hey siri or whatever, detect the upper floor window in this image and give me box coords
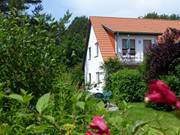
[95,42,99,57]
[143,40,152,54]
[88,47,91,60]
[122,39,135,55]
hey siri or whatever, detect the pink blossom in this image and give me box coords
[157,35,165,44]
[86,116,111,135]
[145,80,180,110]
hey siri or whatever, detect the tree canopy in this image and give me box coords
[142,12,180,20]
[0,0,42,15]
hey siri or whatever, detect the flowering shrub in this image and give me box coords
[145,80,180,110]
[144,28,180,111]
[145,27,180,81]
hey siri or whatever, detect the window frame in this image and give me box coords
[95,42,99,57]
[143,39,152,54]
[122,39,136,56]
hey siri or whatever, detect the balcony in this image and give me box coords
[117,52,143,65]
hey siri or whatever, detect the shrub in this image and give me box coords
[160,75,180,96]
[145,28,180,81]
[106,68,147,102]
[0,13,64,98]
[0,80,107,134]
[101,57,123,89]
[144,28,180,111]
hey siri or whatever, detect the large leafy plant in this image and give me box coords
[0,12,67,98]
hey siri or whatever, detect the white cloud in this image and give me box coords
[43,0,180,19]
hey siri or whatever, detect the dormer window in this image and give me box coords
[122,39,135,55]
[95,42,99,57]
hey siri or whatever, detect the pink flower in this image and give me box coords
[157,35,165,44]
[145,80,180,110]
[86,116,111,135]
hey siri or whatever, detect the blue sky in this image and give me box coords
[42,0,180,20]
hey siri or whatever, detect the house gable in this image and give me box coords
[84,25,105,93]
[89,16,180,60]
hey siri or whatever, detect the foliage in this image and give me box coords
[144,28,180,111]
[102,57,123,76]
[106,68,147,102]
[160,75,180,96]
[66,16,89,39]
[0,12,71,98]
[101,57,123,89]
[160,62,180,96]
[61,16,89,67]
[122,103,180,135]
[0,80,107,134]
[145,28,180,82]
[142,12,180,20]
[0,0,42,15]
[146,102,174,112]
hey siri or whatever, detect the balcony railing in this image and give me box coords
[117,52,143,65]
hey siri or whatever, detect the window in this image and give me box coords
[88,73,91,84]
[143,40,152,54]
[95,42,99,57]
[88,47,91,60]
[122,39,135,55]
[96,72,100,83]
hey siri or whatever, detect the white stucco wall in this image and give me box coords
[116,34,157,63]
[84,26,105,93]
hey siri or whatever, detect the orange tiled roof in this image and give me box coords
[89,16,180,60]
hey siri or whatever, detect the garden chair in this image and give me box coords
[93,90,112,108]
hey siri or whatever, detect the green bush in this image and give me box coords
[0,13,64,98]
[160,75,180,96]
[106,68,147,102]
[0,80,107,134]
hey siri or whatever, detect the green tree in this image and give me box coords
[61,16,89,67]
[0,0,42,15]
[67,16,89,39]
[142,12,180,20]
[0,12,70,98]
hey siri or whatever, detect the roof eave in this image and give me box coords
[114,31,162,36]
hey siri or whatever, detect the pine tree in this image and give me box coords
[0,0,42,15]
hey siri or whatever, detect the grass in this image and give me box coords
[110,103,180,135]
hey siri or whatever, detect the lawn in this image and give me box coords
[109,103,180,135]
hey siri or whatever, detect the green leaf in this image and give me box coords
[16,112,34,118]
[26,124,49,133]
[131,120,150,135]
[76,93,83,101]
[36,93,50,114]
[76,101,85,110]
[43,115,55,123]
[85,94,91,102]
[8,94,24,103]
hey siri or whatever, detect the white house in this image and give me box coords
[83,16,180,93]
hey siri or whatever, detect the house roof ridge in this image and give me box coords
[90,16,180,22]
